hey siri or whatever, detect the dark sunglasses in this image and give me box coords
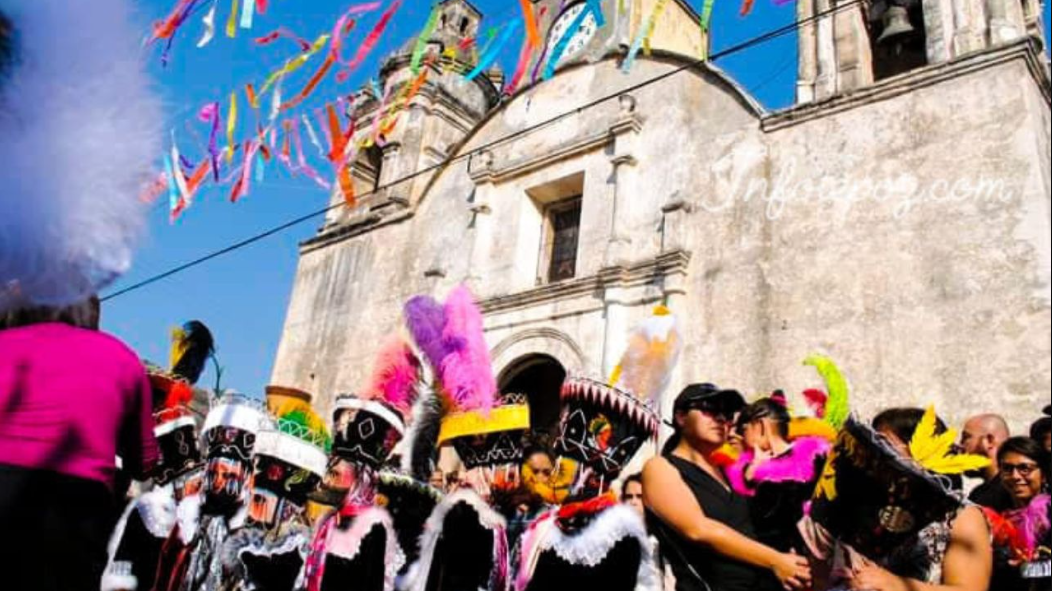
[685,402,736,423]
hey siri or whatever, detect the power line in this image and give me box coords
[103,0,864,303]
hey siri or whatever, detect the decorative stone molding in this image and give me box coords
[490,328,588,378]
[478,250,692,315]
[468,112,645,185]
[767,39,1050,131]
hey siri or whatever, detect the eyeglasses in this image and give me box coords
[1000,462,1041,478]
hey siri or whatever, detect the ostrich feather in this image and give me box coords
[609,306,682,403]
[803,355,850,429]
[436,285,497,413]
[404,295,451,371]
[169,321,215,385]
[0,0,162,313]
[363,335,422,416]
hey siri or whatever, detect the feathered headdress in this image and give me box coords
[437,285,498,414]
[908,406,991,475]
[363,335,423,419]
[0,0,161,314]
[151,320,216,423]
[802,355,851,431]
[170,321,216,386]
[256,396,330,478]
[609,305,682,403]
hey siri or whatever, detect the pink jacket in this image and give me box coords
[0,323,159,488]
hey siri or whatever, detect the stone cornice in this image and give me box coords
[478,250,691,315]
[468,112,644,185]
[763,39,1051,132]
[301,210,414,253]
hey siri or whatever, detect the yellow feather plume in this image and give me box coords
[909,406,991,475]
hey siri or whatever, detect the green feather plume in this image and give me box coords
[804,355,850,430]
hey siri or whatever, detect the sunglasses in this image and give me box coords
[623,493,644,501]
[1000,462,1041,478]
[686,403,737,423]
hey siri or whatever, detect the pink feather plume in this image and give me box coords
[436,285,497,414]
[363,335,422,416]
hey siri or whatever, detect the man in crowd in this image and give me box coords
[960,414,1013,511]
[1032,407,1052,454]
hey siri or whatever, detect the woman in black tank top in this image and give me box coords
[643,385,812,591]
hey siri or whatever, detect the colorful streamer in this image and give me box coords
[342,0,403,73]
[466,21,519,81]
[700,0,716,60]
[330,1,382,63]
[240,0,256,29]
[380,61,432,136]
[259,34,331,95]
[165,155,185,223]
[412,4,441,74]
[226,0,239,38]
[519,0,542,48]
[623,0,669,71]
[226,92,238,164]
[256,28,314,51]
[206,101,222,181]
[198,0,218,47]
[302,114,325,157]
[246,84,259,110]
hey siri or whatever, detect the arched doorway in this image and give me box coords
[498,355,566,438]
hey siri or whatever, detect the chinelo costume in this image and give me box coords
[300,336,426,591]
[102,322,215,591]
[221,395,330,591]
[516,306,682,591]
[153,393,272,591]
[402,286,531,591]
[802,405,992,589]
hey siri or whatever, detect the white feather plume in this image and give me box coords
[609,306,683,404]
[0,0,162,312]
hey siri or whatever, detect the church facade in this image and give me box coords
[271,0,1051,433]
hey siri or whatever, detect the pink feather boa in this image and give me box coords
[725,436,831,497]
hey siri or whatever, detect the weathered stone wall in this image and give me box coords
[273,47,1050,433]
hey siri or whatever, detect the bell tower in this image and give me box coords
[796,0,1048,103]
[320,0,502,229]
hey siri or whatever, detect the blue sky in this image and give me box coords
[103,0,1051,398]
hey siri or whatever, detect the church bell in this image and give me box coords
[877,5,917,45]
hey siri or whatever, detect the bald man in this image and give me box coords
[960,414,1012,511]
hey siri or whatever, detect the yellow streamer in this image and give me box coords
[225,0,239,38]
[226,92,237,164]
[259,34,331,95]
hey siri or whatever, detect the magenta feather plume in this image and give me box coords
[404,295,452,370]
[1011,494,1051,554]
[436,285,497,414]
[363,336,422,416]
